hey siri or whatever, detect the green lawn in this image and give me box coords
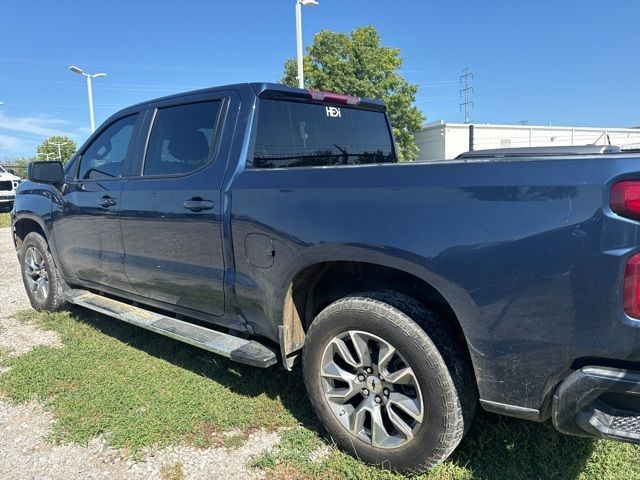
[1,309,638,479]
[0,212,10,228]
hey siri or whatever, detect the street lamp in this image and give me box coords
[69,65,107,133]
[50,141,70,161]
[295,0,318,89]
[36,150,55,161]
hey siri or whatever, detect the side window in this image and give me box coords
[143,101,221,176]
[78,114,139,180]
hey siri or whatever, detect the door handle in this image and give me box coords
[97,196,117,207]
[183,198,214,212]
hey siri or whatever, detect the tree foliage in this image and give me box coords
[282,25,425,161]
[8,157,34,178]
[36,135,77,163]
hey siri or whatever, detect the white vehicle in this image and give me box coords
[0,165,21,210]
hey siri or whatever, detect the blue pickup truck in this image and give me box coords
[11,83,640,473]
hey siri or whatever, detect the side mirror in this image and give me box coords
[7,169,15,175]
[28,161,64,184]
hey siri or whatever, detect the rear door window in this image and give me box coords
[143,101,221,176]
[250,99,396,168]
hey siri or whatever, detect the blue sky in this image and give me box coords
[1,0,639,158]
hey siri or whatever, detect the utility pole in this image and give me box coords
[459,68,474,124]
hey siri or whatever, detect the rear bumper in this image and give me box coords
[553,366,640,444]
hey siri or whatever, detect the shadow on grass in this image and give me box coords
[71,307,595,480]
[451,409,595,480]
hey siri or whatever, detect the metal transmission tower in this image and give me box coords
[459,68,474,124]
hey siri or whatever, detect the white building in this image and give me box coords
[416,120,640,161]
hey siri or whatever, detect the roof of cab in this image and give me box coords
[125,82,385,112]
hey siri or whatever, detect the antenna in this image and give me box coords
[459,68,474,124]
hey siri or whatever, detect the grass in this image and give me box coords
[0,309,310,451]
[0,212,10,228]
[253,418,640,480]
[1,308,639,479]
[160,461,185,480]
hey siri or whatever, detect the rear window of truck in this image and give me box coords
[250,99,396,169]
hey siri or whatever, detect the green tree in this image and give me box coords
[36,135,77,163]
[282,25,425,161]
[10,157,34,178]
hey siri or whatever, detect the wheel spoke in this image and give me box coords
[383,366,416,385]
[371,405,391,448]
[386,404,415,440]
[36,278,48,302]
[348,331,371,367]
[25,254,37,274]
[377,343,396,372]
[349,402,369,436]
[321,359,356,383]
[325,385,359,402]
[32,249,44,267]
[388,392,423,422]
[330,337,360,368]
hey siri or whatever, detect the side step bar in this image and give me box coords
[64,289,278,368]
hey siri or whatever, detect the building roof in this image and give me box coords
[420,120,640,133]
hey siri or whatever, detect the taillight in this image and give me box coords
[611,181,640,220]
[309,90,361,106]
[624,253,640,318]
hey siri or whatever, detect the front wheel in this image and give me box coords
[19,232,67,311]
[302,292,475,474]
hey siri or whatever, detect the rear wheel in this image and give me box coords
[19,232,67,311]
[302,291,475,473]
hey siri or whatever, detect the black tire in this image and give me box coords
[19,232,67,311]
[302,291,476,474]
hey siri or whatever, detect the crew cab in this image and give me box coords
[11,83,640,473]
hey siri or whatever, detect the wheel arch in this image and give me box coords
[276,252,481,379]
[13,215,48,251]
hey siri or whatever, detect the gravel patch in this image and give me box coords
[0,227,32,319]
[126,432,280,480]
[0,316,62,357]
[0,399,279,480]
[0,228,61,358]
[0,227,283,479]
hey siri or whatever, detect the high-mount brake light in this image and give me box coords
[611,181,640,221]
[309,90,361,106]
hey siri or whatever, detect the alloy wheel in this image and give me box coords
[320,330,424,449]
[23,246,49,303]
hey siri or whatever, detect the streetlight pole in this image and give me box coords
[86,75,96,133]
[50,142,69,161]
[69,65,107,133]
[295,0,318,89]
[37,151,54,161]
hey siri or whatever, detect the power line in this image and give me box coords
[459,68,474,124]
